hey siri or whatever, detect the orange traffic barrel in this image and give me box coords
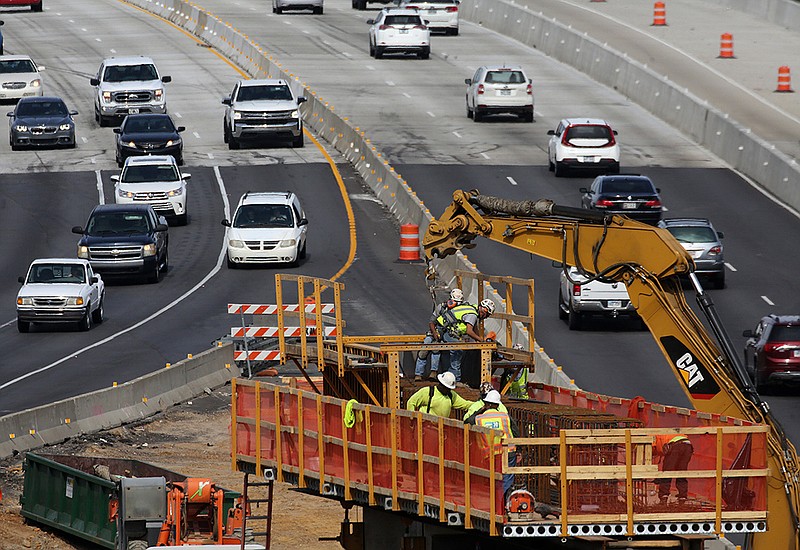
[718,33,735,58]
[775,66,794,93]
[652,2,667,26]
[304,295,317,334]
[399,223,421,261]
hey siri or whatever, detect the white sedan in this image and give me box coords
[16,258,105,332]
[368,9,431,59]
[0,55,44,101]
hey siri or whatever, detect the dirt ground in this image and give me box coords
[0,386,348,550]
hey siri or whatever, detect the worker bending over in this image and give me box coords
[654,433,693,504]
[406,372,475,418]
[465,390,518,497]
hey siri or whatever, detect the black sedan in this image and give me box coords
[579,174,663,225]
[7,96,77,150]
[114,113,185,167]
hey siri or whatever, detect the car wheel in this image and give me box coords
[369,41,375,57]
[473,109,483,122]
[11,142,21,152]
[466,101,473,119]
[0,46,3,55]
[292,131,304,148]
[78,308,92,332]
[554,160,567,178]
[98,113,110,128]
[228,135,240,150]
[161,248,169,273]
[223,122,230,144]
[275,5,282,13]
[754,369,769,394]
[272,3,277,12]
[92,296,104,324]
[523,111,534,123]
[557,290,568,321]
[147,261,161,284]
[567,302,582,330]
[32,1,43,12]
[419,48,430,60]
[374,46,384,59]
[548,154,555,172]
[176,212,188,226]
[226,255,236,269]
[355,0,366,9]
[17,319,30,333]
[714,271,726,290]
[314,6,323,14]
[116,154,124,168]
[450,27,459,36]
[299,240,307,260]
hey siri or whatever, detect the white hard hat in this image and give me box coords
[450,288,464,302]
[484,390,502,404]
[437,371,457,389]
[480,299,496,315]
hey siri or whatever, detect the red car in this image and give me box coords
[743,315,800,392]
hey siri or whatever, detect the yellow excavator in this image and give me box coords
[422,189,799,550]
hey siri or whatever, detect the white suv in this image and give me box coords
[112,155,190,225]
[399,0,459,35]
[465,65,534,122]
[222,191,308,267]
[367,9,431,59]
[547,118,620,177]
[91,56,172,127]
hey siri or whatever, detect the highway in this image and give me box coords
[0,0,797,449]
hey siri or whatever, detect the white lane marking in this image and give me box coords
[480,152,491,159]
[303,30,310,34]
[81,136,88,143]
[366,65,376,71]
[724,262,737,272]
[350,193,384,205]
[95,38,102,42]
[0,319,15,328]
[90,157,97,164]
[402,92,411,98]
[386,80,395,86]
[96,170,105,204]
[110,49,117,54]
[174,112,183,118]
[81,28,87,32]
[193,131,201,139]
[426,111,435,118]
[283,20,293,25]
[507,176,518,186]
[207,153,214,159]
[761,295,775,306]
[452,131,462,138]
[343,52,352,58]
[0,170,232,393]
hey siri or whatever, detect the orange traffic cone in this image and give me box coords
[652,2,667,26]
[775,66,794,93]
[718,33,735,58]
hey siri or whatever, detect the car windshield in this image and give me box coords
[600,179,654,194]
[87,213,150,235]
[667,226,717,243]
[16,101,68,117]
[566,125,612,142]
[233,205,294,228]
[770,325,800,341]
[236,85,293,102]
[123,116,174,133]
[0,59,37,73]
[384,15,422,25]
[29,264,85,284]
[121,164,180,183]
[104,64,158,82]
[485,71,525,84]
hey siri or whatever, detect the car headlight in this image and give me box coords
[228,239,245,249]
[154,89,163,100]
[279,238,297,248]
[167,187,183,197]
[232,111,242,120]
[77,245,89,259]
[14,125,28,132]
[102,91,112,103]
[142,243,157,257]
[31,79,42,88]
[118,188,134,198]
[290,109,299,119]
[125,140,138,149]
[17,297,32,306]
[66,297,85,306]
[166,138,182,147]
[59,123,72,131]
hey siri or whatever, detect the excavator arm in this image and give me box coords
[423,189,799,550]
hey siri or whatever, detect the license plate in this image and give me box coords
[580,156,596,162]
[129,108,140,114]
[622,202,637,209]
[692,250,703,258]
[399,29,409,34]
[500,90,511,96]
[608,300,622,308]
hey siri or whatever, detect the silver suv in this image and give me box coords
[465,65,534,122]
[222,79,306,149]
[658,218,726,289]
[91,56,172,127]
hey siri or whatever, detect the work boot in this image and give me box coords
[428,371,438,380]
[659,495,669,506]
[414,375,423,382]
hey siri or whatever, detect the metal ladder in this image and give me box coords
[240,472,274,550]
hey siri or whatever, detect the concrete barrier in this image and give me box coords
[0,343,234,459]
[705,0,800,29]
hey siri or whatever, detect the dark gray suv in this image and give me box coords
[658,218,725,289]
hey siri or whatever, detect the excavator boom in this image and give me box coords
[422,189,799,550]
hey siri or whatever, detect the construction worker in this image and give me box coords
[463,382,508,420]
[415,288,464,382]
[465,390,517,497]
[406,371,475,418]
[654,433,694,504]
[427,298,495,384]
[502,343,530,399]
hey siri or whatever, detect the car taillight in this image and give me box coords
[413,24,427,29]
[645,199,662,208]
[708,245,722,256]
[477,84,484,95]
[595,199,614,208]
[572,284,581,297]
[379,24,393,30]
[764,342,796,359]
[605,126,616,147]
[526,83,532,95]
[405,4,419,7]
[561,131,570,146]
[446,5,458,11]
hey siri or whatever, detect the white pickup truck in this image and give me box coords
[16,258,105,333]
[557,266,639,330]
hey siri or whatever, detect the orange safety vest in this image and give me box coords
[475,410,516,455]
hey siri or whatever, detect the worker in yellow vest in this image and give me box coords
[465,390,518,497]
[406,371,475,418]
[654,433,693,504]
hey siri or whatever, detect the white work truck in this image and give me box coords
[557,266,639,330]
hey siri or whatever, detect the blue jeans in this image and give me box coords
[414,334,442,376]
[441,332,463,382]
[504,450,517,497]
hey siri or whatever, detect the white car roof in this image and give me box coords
[381,8,423,15]
[238,191,296,206]
[238,78,289,87]
[102,56,157,66]
[122,155,178,167]
[479,64,526,72]
[30,258,90,266]
[0,54,37,63]
[562,118,610,126]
